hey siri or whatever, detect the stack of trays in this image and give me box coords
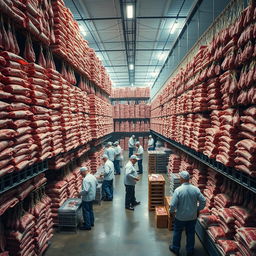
[58,198,82,232]
[169,173,180,195]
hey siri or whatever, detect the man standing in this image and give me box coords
[135,141,144,174]
[169,171,206,256]
[128,135,136,157]
[148,135,155,151]
[105,142,115,162]
[113,141,121,175]
[101,154,114,201]
[79,167,98,230]
[124,155,140,211]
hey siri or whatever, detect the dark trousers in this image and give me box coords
[137,159,143,173]
[114,159,121,174]
[102,179,113,200]
[81,201,94,228]
[172,218,197,254]
[125,185,136,208]
[128,147,134,157]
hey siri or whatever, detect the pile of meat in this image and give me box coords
[150,3,256,178]
[114,120,150,132]
[0,0,55,46]
[111,87,150,98]
[89,94,113,139]
[113,103,151,119]
[51,0,111,95]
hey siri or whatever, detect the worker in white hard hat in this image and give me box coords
[113,141,122,175]
[135,141,144,174]
[79,167,98,230]
[104,142,115,163]
[169,171,206,256]
[128,135,136,157]
[148,135,155,151]
[124,155,140,211]
[100,154,114,201]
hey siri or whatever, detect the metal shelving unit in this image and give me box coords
[151,130,256,194]
[0,160,48,195]
[113,131,150,136]
[113,118,150,121]
[110,97,150,101]
[196,221,222,256]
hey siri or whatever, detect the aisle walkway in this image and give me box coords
[46,152,208,256]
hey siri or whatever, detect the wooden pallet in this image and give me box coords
[148,174,165,211]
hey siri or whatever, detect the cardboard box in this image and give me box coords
[155,206,168,228]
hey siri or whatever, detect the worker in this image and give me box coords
[79,167,98,230]
[128,135,136,157]
[113,141,121,175]
[169,171,206,256]
[124,155,140,211]
[148,135,155,151]
[101,154,114,201]
[105,142,115,162]
[135,141,144,174]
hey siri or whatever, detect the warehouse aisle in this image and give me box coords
[46,152,208,256]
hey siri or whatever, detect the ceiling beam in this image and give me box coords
[104,64,163,67]
[95,49,170,52]
[75,15,187,21]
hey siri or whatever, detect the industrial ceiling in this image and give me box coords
[64,0,231,96]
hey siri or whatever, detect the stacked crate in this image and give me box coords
[155,206,168,228]
[148,174,165,211]
[148,150,169,173]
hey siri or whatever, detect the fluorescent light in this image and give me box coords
[126,5,134,19]
[158,53,166,60]
[129,64,134,70]
[79,24,87,36]
[150,71,158,77]
[170,22,178,34]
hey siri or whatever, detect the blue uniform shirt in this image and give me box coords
[170,182,206,221]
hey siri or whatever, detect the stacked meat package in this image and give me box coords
[111,87,150,98]
[151,3,256,179]
[89,94,113,139]
[113,104,151,118]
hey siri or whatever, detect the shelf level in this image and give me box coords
[196,221,222,256]
[151,130,256,194]
[110,97,150,101]
[113,118,150,121]
[0,161,48,195]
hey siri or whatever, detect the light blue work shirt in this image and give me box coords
[80,174,98,202]
[106,147,115,162]
[103,159,114,181]
[128,137,135,148]
[170,182,206,221]
[114,145,122,160]
[136,145,144,160]
[124,161,138,186]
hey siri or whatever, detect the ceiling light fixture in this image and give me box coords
[170,22,178,34]
[126,5,134,19]
[151,71,158,77]
[129,64,134,70]
[79,24,87,36]
[158,53,165,60]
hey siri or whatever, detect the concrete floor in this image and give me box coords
[46,151,208,256]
